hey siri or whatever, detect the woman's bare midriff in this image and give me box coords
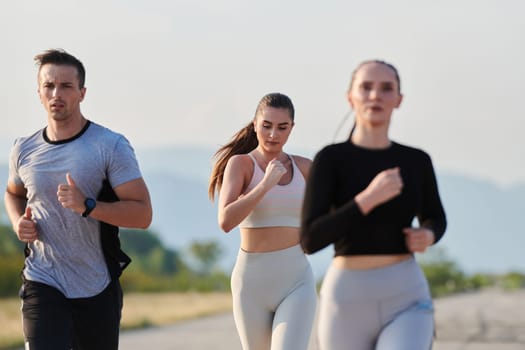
[333,254,413,270]
[240,227,300,252]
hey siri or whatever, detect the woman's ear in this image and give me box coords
[347,91,354,109]
[395,93,404,108]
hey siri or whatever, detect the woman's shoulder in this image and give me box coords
[313,142,352,160]
[392,141,433,162]
[290,154,312,166]
[223,153,256,186]
[227,153,255,169]
[290,154,312,179]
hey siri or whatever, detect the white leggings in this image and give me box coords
[318,257,434,350]
[231,244,317,350]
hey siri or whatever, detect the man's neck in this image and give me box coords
[46,115,87,141]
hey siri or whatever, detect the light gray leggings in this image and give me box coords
[231,244,317,350]
[318,257,434,350]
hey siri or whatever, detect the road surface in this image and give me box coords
[119,288,525,349]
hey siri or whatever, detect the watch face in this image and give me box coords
[83,198,97,217]
[85,198,96,209]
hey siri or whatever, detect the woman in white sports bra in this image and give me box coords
[209,93,317,350]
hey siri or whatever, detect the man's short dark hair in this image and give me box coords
[34,49,86,89]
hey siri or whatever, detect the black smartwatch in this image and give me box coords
[82,198,97,217]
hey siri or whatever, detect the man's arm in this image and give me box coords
[57,174,153,229]
[92,178,153,228]
[4,182,38,242]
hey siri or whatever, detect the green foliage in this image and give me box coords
[0,255,24,297]
[0,226,25,297]
[119,265,229,292]
[419,247,525,297]
[189,240,223,275]
[0,202,8,226]
[120,229,183,276]
[419,247,470,297]
[120,229,165,255]
[118,229,229,292]
[421,260,467,297]
[465,273,496,290]
[499,271,525,290]
[0,225,24,255]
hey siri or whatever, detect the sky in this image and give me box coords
[1,0,524,187]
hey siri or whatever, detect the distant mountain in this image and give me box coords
[1,147,524,278]
[436,175,525,274]
[141,169,241,271]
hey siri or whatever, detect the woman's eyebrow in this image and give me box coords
[262,120,291,126]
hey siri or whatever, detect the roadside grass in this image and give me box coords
[121,291,232,329]
[0,292,232,350]
[0,298,22,350]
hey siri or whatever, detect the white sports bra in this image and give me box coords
[239,153,305,228]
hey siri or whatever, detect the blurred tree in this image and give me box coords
[189,240,223,275]
[419,247,468,297]
[120,228,184,275]
[0,225,25,296]
[500,271,525,290]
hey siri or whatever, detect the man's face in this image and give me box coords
[37,64,86,122]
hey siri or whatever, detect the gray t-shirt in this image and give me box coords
[8,121,142,298]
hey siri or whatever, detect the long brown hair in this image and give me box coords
[208,92,295,200]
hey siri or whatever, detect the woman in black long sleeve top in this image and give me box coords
[300,60,446,350]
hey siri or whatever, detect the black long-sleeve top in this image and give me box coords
[300,141,447,256]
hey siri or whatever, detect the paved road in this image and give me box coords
[432,289,525,350]
[119,289,525,350]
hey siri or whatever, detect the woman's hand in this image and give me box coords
[355,167,403,214]
[261,159,287,189]
[403,227,435,253]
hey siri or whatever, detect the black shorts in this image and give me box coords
[19,278,123,350]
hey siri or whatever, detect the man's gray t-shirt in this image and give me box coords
[8,121,142,298]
